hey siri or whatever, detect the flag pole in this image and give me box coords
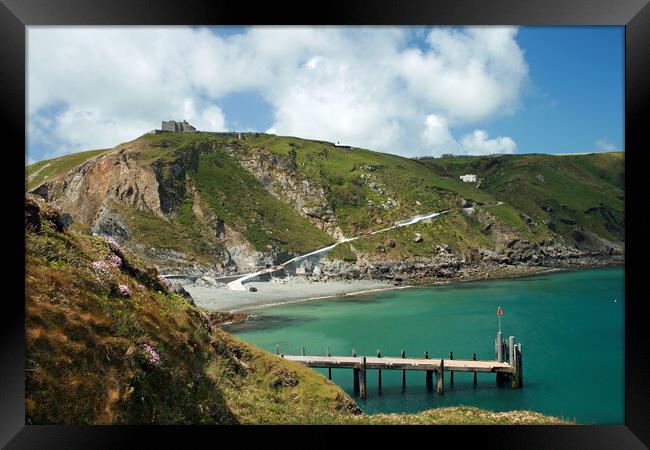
[498,305,501,333]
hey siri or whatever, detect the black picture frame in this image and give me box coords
[2,0,648,447]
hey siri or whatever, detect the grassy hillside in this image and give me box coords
[245,134,495,236]
[25,196,570,425]
[418,152,625,245]
[26,134,624,271]
[115,132,334,256]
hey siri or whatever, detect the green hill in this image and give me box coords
[417,152,624,247]
[25,196,569,425]
[26,133,623,276]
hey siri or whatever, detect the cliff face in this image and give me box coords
[34,148,163,227]
[28,132,624,278]
[232,146,345,241]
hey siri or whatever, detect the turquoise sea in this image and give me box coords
[228,267,625,423]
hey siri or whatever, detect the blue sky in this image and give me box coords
[27,26,624,163]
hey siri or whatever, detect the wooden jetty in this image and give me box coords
[277,332,523,400]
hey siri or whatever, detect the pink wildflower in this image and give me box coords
[106,253,122,269]
[118,284,132,297]
[159,276,172,290]
[201,311,214,332]
[92,260,112,280]
[141,343,161,366]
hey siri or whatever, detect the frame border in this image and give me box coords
[2,0,648,447]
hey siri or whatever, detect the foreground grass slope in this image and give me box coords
[25,197,569,425]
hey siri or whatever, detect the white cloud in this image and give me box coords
[595,138,616,152]
[422,115,516,156]
[28,26,526,160]
[460,129,517,155]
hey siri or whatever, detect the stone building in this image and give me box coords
[459,174,477,183]
[161,120,196,132]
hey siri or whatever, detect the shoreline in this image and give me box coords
[230,284,415,312]
[204,260,623,325]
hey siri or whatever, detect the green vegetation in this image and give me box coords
[418,152,624,244]
[25,133,624,268]
[26,148,109,190]
[248,134,494,237]
[110,200,222,267]
[193,148,334,253]
[25,197,570,425]
[325,242,358,263]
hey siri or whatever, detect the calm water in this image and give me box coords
[228,267,624,423]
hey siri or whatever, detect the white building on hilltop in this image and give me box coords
[459,174,477,183]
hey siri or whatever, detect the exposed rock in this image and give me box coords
[25,197,41,232]
[235,148,346,241]
[199,275,217,286]
[387,239,396,248]
[572,229,585,242]
[91,206,131,243]
[170,282,195,306]
[414,233,422,243]
[213,218,226,240]
[560,218,577,225]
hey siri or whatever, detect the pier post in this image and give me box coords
[360,357,367,400]
[377,350,382,392]
[327,347,332,380]
[301,346,305,356]
[352,349,359,394]
[436,359,445,395]
[512,344,523,389]
[449,352,454,385]
[425,351,433,390]
[508,336,515,365]
[401,349,406,389]
[496,331,504,362]
[473,353,477,385]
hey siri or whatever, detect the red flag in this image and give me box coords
[497,307,503,316]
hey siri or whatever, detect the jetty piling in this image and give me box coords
[377,350,382,392]
[449,352,454,385]
[360,357,367,400]
[425,351,433,390]
[437,359,445,394]
[327,347,332,380]
[401,349,406,389]
[352,348,359,394]
[473,353,477,385]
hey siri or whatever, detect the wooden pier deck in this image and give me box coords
[283,355,514,373]
[278,334,523,399]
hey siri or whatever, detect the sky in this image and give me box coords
[26,26,624,164]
